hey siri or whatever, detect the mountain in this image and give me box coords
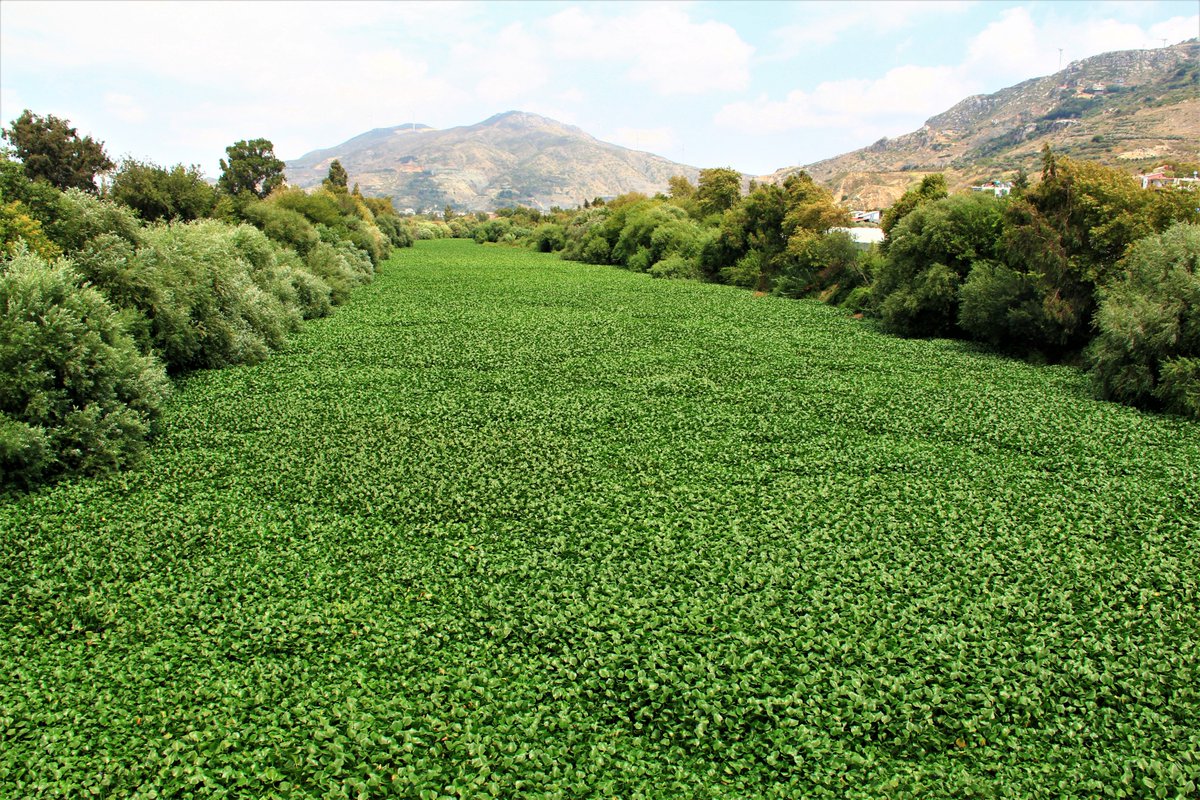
[285,111,699,212]
[766,40,1199,209]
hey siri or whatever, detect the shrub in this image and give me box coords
[131,221,302,372]
[879,262,961,337]
[957,260,1051,349]
[530,223,564,252]
[648,253,702,280]
[375,213,414,248]
[1086,223,1200,416]
[873,193,1004,336]
[47,189,142,253]
[0,250,170,487]
[0,199,61,260]
[109,159,216,222]
[304,242,368,305]
[240,200,320,255]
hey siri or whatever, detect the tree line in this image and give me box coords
[454,151,1200,419]
[1,110,421,489]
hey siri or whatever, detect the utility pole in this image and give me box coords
[1058,48,1063,70]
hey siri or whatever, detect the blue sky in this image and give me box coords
[1,1,1196,178]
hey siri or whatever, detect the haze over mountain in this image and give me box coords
[766,40,1199,209]
[285,112,700,212]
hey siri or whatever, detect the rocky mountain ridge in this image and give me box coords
[285,111,699,212]
[766,40,1199,209]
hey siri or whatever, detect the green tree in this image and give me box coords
[323,159,348,193]
[880,174,947,240]
[695,168,742,218]
[1,110,113,192]
[110,159,216,222]
[217,138,286,199]
[873,192,1005,337]
[997,151,1197,350]
[1086,223,1200,417]
[668,175,695,200]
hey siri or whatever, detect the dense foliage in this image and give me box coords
[1,110,113,192]
[2,240,1197,797]
[1087,222,1200,415]
[0,251,169,486]
[0,112,419,487]
[464,149,1197,417]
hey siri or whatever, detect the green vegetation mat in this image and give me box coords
[3,239,1198,798]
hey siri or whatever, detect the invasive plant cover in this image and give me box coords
[1,239,1197,797]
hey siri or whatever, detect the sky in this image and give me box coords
[1,0,1196,179]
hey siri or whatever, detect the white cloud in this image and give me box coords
[716,64,973,135]
[964,7,1200,87]
[718,5,1198,149]
[451,22,548,103]
[104,93,146,124]
[768,1,974,59]
[545,4,754,95]
[611,126,679,153]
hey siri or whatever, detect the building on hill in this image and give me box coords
[851,210,882,224]
[831,226,885,250]
[970,180,1012,197]
[1136,171,1198,190]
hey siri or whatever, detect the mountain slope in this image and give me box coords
[285,111,699,212]
[767,40,1199,209]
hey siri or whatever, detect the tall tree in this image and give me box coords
[217,138,285,199]
[695,168,742,217]
[1,110,113,192]
[323,159,348,193]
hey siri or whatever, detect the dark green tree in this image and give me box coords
[110,159,216,222]
[323,159,348,193]
[217,138,285,199]
[880,173,947,240]
[1,110,113,192]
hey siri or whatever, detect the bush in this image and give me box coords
[0,199,61,260]
[304,242,368,305]
[957,260,1051,349]
[1086,223,1200,416]
[48,189,142,253]
[241,200,320,255]
[530,223,564,252]
[880,262,961,337]
[375,213,413,248]
[109,159,216,222]
[873,193,1004,336]
[131,221,303,372]
[0,250,170,487]
[648,253,702,280]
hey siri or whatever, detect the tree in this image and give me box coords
[1086,222,1200,417]
[217,138,285,199]
[323,159,348,193]
[1,110,113,192]
[873,192,1005,337]
[695,168,742,217]
[110,159,216,222]
[880,174,947,240]
[667,175,695,200]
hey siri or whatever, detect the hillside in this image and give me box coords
[285,111,700,212]
[767,39,1199,208]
